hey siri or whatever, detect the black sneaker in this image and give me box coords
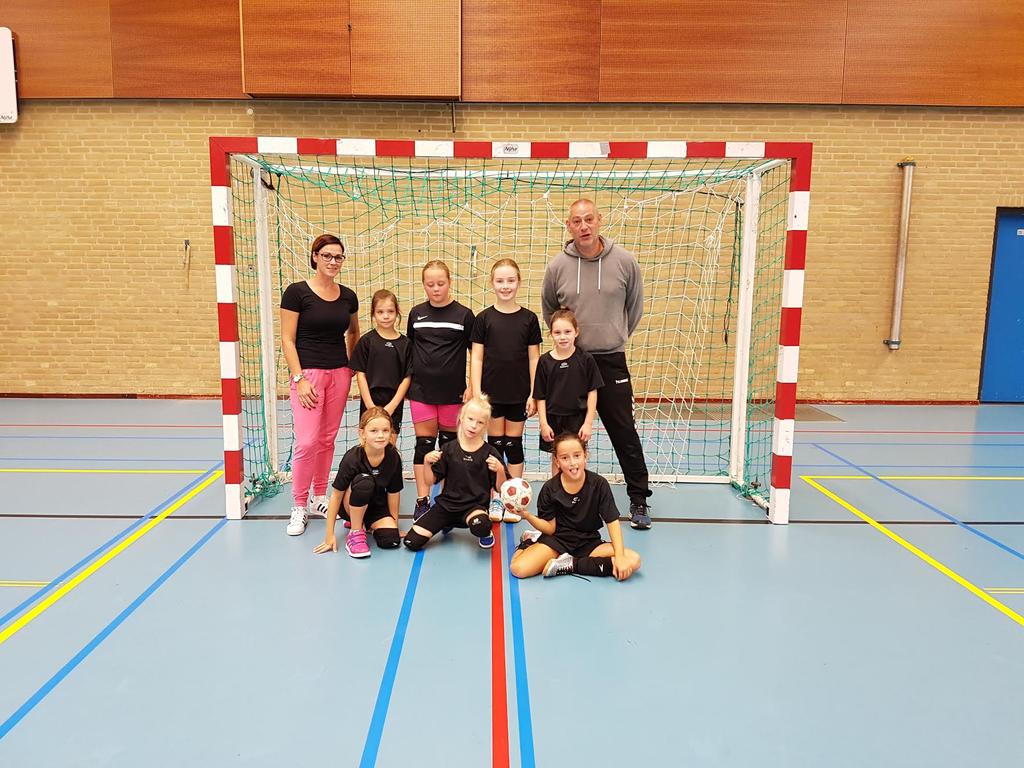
[629,500,652,530]
[413,496,430,521]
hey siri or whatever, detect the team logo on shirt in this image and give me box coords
[559,362,569,369]
[371,469,379,475]
[462,455,473,462]
[571,496,579,505]
[384,341,394,348]
[416,315,428,320]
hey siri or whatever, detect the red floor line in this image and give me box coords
[490,522,511,768]
[0,423,220,429]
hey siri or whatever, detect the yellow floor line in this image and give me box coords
[805,475,1024,481]
[987,589,1024,594]
[0,469,207,475]
[0,581,49,588]
[802,476,1024,629]
[0,471,223,646]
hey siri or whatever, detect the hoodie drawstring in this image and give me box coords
[575,248,603,294]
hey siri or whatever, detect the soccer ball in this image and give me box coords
[500,477,532,513]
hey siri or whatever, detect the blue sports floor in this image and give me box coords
[1,399,1023,767]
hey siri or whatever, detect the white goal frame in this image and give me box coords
[210,137,812,524]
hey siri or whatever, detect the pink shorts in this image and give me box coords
[408,399,462,426]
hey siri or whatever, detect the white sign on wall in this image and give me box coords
[1,28,17,124]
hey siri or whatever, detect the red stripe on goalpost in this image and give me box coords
[297,138,336,155]
[376,140,416,157]
[771,454,793,490]
[220,378,242,416]
[217,303,239,343]
[455,141,493,158]
[784,230,807,270]
[779,307,802,347]
[213,226,234,266]
[774,382,797,421]
[223,450,244,485]
[530,142,570,158]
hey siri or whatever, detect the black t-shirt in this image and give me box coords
[431,439,503,510]
[533,349,604,415]
[470,306,543,404]
[331,444,404,507]
[537,470,619,534]
[349,330,412,398]
[407,300,475,404]
[280,281,359,370]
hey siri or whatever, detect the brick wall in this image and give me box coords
[1,100,1022,400]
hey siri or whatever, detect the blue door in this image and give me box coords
[981,210,1024,402]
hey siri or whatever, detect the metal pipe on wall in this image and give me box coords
[885,159,916,350]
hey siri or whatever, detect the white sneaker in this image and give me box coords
[286,505,308,536]
[502,508,523,523]
[311,494,331,519]
[487,497,505,522]
[520,529,541,546]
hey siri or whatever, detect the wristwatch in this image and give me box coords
[292,372,305,383]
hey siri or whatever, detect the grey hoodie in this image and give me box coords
[541,237,643,355]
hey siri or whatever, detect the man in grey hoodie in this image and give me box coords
[541,199,653,529]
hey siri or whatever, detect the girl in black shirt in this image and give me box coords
[350,289,413,442]
[470,258,542,522]
[313,408,403,559]
[280,234,360,538]
[403,396,508,552]
[407,260,476,520]
[510,433,641,581]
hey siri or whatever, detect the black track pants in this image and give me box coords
[592,352,651,503]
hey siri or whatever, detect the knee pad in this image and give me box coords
[413,435,436,465]
[403,527,430,551]
[503,435,524,465]
[467,512,491,538]
[372,527,400,549]
[438,430,457,449]
[487,436,505,461]
[348,473,375,507]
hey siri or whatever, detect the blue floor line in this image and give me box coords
[359,549,425,768]
[0,463,224,631]
[0,518,227,741]
[504,523,536,768]
[811,444,1024,563]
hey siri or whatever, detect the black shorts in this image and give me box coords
[415,498,487,534]
[339,497,394,530]
[531,531,605,558]
[539,412,586,453]
[490,401,527,422]
[359,391,405,432]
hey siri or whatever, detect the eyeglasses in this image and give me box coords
[317,252,346,263]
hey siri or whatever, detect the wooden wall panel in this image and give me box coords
[240,0,350,96]
[350,0,459,98]
[4,0,113,98]
[462,0,600,102]
[599,0,846,103]
[844,1,1024,106]
[109,0,243,98]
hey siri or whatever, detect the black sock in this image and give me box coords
[574,556,613,577]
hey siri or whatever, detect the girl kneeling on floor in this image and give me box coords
[510,433,641,580]
[403,395,507,551]
[313,407,403,559]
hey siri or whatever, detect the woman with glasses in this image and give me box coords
[280,234,360,537]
